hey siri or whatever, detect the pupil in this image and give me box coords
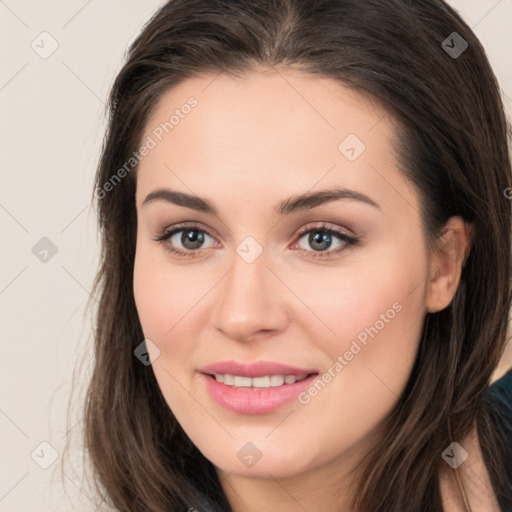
[310,231,331,251]
[182,230,204,250]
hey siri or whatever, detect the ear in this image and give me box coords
[425,216,473,313]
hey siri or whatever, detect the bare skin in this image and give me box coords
[132,68,496,511]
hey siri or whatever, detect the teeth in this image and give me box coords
[213,373,309,388]
[270,375,284,386]
[223,374,235,385]
[252,376,270,387]
[234,376,252,387]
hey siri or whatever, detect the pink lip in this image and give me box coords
[199,360,318,378]
[198,360,319,415]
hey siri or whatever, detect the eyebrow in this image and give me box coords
[141,187,380,215]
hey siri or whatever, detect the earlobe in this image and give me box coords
[425,217,473,313]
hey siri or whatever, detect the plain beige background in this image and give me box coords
[1,1,511,510]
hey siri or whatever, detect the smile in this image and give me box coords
[209,373,310,387]
[198,361,320,414]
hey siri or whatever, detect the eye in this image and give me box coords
[153,221,360,260]
[153,223,218,258]
[292,222,360,259]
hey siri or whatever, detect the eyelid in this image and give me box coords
[294,221,356,240]
[153,221,218,242]
[154,221,353,243]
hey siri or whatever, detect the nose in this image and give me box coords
[210,248,290,342]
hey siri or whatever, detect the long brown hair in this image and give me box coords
[72,0,512,510]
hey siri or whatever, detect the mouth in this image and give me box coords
[198,361,320,414]
[199,360,319,379]
[203,372,315,388]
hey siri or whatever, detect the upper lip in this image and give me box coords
[199,360,319,378]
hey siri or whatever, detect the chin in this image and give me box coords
[203,442,316,479]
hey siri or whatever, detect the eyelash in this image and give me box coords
[152,222,360,260]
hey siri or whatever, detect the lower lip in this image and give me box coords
[200,373,318,414]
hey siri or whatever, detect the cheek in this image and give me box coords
[133,249,209,419]
[319,272,423,368]
[133,246,209,342]
[290,241,425,355]
[133,258,169,340]
[290,242,426,415]
[285,283,424,471]
[132,246,220,413]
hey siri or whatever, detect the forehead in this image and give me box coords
[142,68,389,152]
[135,69,418,218]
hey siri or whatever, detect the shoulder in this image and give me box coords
[484,368,512,512]
[439,369,512,512]
[486,367,512,433]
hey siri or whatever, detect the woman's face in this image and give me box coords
[133,69,439,482]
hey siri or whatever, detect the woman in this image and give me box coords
[82,0,512,510]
